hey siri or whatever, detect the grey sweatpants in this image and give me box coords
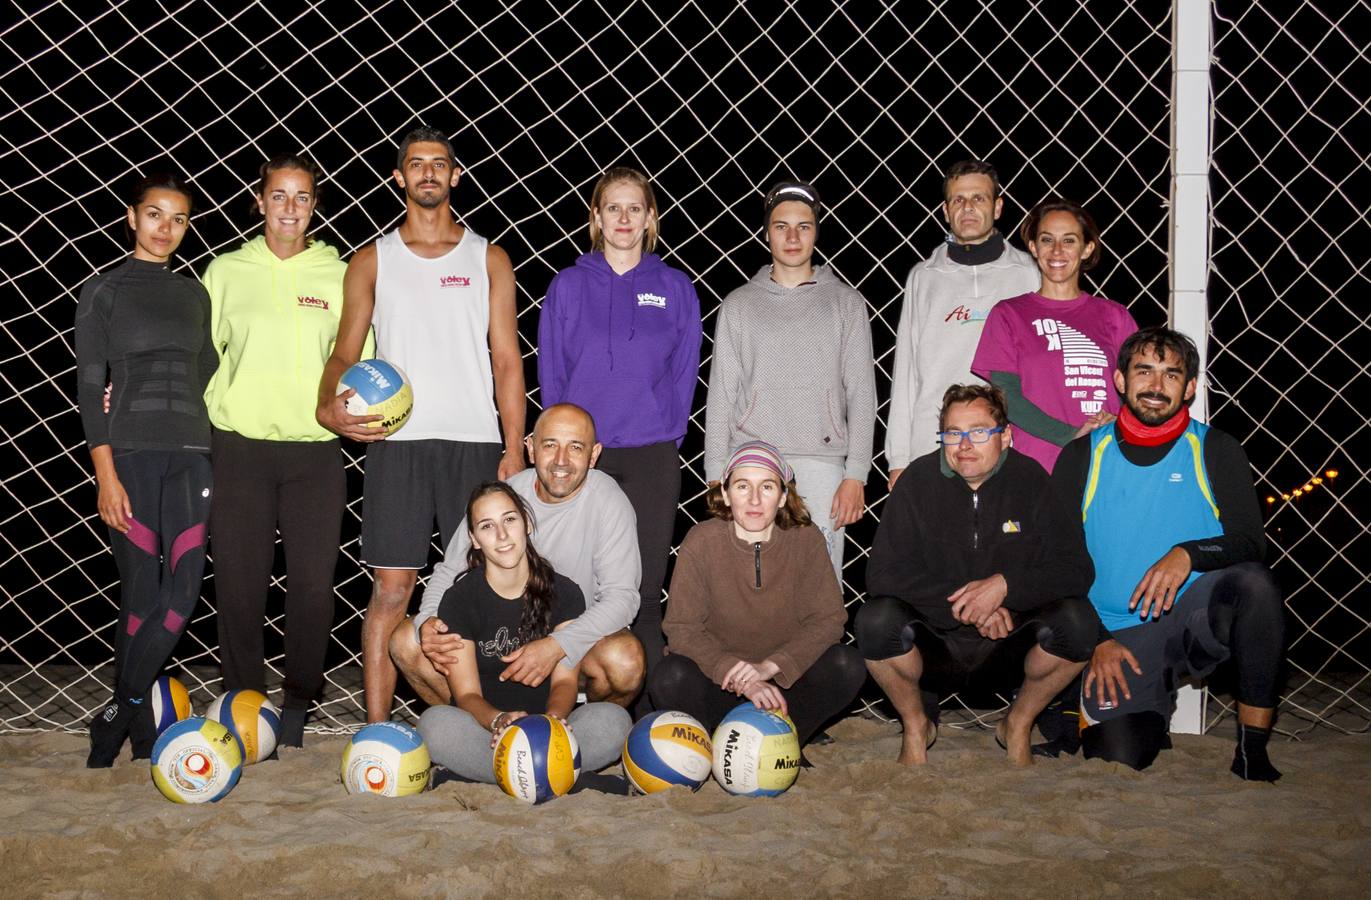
[418,702,632,783]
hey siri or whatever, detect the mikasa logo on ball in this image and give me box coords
[671,725,709,749]
[721,728,740,783]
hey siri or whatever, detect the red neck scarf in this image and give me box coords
[1117,403,1189,446]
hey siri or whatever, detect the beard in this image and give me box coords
[1127,391,1181,425]
[408,181,448,208]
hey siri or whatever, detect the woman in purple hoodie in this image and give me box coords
[537,166,703,702]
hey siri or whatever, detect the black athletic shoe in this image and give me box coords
[809,729,836,746]
[129,703,157,760]
[427,765,476,790]
[569,772,630,796]
[1034,679,1083,755]
[278,708,306,748]
[86,700,137,768]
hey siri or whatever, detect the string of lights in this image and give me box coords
[1266,469,1340,505]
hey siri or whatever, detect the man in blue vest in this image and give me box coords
[1053,326,1284,780]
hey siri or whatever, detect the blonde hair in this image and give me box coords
[588,166,659,254]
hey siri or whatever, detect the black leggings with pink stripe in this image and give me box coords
[108,448,212,704]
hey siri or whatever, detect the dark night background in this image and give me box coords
[1,2,1364,728]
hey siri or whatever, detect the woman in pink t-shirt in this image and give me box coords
[970,199,1139,473]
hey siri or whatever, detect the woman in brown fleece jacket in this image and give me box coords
[650,440,865,746]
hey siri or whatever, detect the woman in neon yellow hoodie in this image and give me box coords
[202,154,372,747]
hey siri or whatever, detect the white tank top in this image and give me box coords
[372,227,500,443]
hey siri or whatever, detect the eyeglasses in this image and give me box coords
[937,426,1005,446]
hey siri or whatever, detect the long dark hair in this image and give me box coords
[125,172,195,246]
[464,481,557,643]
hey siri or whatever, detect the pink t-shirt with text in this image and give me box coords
[971,292,1139,472]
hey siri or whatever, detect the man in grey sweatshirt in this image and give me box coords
[704,181,876,580]
[392,404,646,708]
[884,160,1040,489]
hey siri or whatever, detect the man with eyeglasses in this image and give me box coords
[857,384,1097,766]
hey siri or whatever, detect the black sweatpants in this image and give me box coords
[597,440,680,701]
[649,644,867,747]
[108,448,212,703]
[1079,562,1284,770]
[211,429,345,710]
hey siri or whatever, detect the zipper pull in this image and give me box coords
[972,492,980,550]
[754,542,762,588]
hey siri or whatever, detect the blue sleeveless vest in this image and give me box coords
[1082,421,1220,632]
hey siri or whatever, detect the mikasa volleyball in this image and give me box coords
[711,703,802,797]
[337,358,413,436]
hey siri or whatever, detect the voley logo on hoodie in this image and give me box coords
[297,296,330,310]
[439,275,472,289]
[636,292,666,308]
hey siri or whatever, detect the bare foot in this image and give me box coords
[897,717,937,766]
[996,718,1033,767]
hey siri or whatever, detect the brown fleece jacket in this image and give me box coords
[663,518,846,689]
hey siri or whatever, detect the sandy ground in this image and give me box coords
[2,717,1368,898]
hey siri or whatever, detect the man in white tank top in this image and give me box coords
[318,126,527,722]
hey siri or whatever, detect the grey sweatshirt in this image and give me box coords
[884,241,1039,471]
[704,265,876,482]
[415,468,641,667]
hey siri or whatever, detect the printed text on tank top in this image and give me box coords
[394,227,481,290]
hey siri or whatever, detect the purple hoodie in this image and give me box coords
[538,251,702,448]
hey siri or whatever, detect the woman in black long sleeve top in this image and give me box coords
[74,173,217,767]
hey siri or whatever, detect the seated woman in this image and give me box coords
[650,441,866,747]
[417,482,631,783]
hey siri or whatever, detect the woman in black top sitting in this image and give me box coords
[417,482,632,783]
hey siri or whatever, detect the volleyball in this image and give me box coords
[150,716,243,804]
[149,675,192,736]
[205,689,280,765]
[341,721,431,797]
[622,710,713,794]
[337,358,412,436]
[493,714,581,804]
[711,703,802,797]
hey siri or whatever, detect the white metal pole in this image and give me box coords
[1171,0,1213,420]
[1169,0,1214,735]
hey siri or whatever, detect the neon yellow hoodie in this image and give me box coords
[202,235,372,441]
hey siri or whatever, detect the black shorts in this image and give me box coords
[1080,573,1229,727]
[855,595,1097,695]
[360,439,502,569]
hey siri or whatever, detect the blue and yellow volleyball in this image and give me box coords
[149,674,193,737]
[341,721,430,797]
[622,710,713,794]
[150,716,243,803]
[206,689,280,765]
[337,358,412,436]
[711,702,802,797]
[493,714,581,804]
